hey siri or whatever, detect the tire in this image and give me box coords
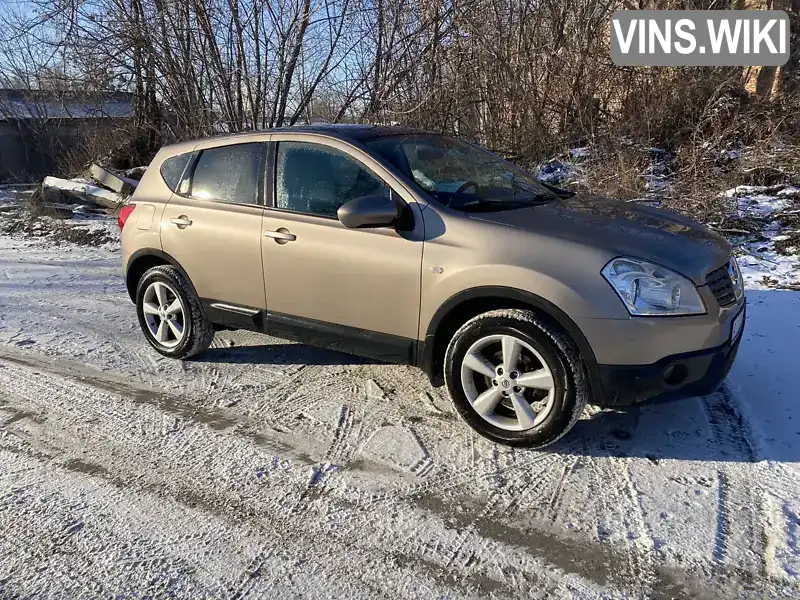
[444,309,588,447]
[135,265,215,359]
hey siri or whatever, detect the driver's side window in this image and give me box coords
[275,141,390,218]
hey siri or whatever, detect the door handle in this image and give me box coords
[264,228,296,244]
[169,216,193,229]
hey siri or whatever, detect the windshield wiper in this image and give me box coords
[456,196,554,212]
[538,181,575,198]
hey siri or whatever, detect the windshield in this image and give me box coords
[366,134,562,211]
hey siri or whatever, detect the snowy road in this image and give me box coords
[1,234,799,599]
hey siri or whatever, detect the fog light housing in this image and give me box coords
[663,363,688,386]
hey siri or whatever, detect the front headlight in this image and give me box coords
[729,256,744,300]
[601,257,706,316]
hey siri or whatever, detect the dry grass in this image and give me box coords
[583,148,649,201]
[573,88,800,226]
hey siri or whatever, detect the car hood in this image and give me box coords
[466,194,732,284]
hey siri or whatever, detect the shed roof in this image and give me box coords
[0,89,134,120]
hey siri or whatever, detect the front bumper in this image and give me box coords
[594,304,745,407]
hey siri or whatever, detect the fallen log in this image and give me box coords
[90,164,139,195]
[42,176,123,210]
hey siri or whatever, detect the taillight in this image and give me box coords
[118,204,136,230]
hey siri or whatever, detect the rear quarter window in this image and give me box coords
[160,153,192,192]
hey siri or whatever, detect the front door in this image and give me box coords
[160,141,267,325]
[260,139,424,362]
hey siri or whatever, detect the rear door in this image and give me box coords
[160,141,267,322]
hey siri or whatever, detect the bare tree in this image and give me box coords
[0,0,796,170]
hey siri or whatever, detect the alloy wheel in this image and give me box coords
[460,334,556,431]
[141,281,186,349]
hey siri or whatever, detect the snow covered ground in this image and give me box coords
[1,212,800,598]
[730,184,800,291]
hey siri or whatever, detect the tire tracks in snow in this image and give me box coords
[700,387,767,579]
[701,385,800,584]
[1,344,795,598]
[582,431,657,598]
[0,370,485,598]
[0,348,625,598]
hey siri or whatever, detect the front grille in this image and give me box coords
[706,262,736,307]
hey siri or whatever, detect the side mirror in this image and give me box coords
[337,194,400,229]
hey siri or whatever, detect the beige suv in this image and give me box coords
[120,125,746,447]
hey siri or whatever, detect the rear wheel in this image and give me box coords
[444,309,588,447]
[135,265,214,359]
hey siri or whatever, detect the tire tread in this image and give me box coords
[444,308,589,447]
[136,265,215,359]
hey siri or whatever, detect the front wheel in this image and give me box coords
[135,265,215,359]
[444,309,589,447]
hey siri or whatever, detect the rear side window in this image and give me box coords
[160,152,191,192]
[189,143,262,205]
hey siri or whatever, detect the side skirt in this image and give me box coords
[267,312,417,365]
[199,300,416,365]
[200,300,266,332]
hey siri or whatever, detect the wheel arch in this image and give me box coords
[419,286,602,400]
[125,249,199,304]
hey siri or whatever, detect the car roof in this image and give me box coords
[188,124,428,146]
[261,123,426,141]
[158,124,435,157]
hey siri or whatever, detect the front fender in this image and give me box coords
[418,263,628,342]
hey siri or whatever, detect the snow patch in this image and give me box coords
[737,194,793,218]
[535,159,584,185]
[725,183,800,290]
